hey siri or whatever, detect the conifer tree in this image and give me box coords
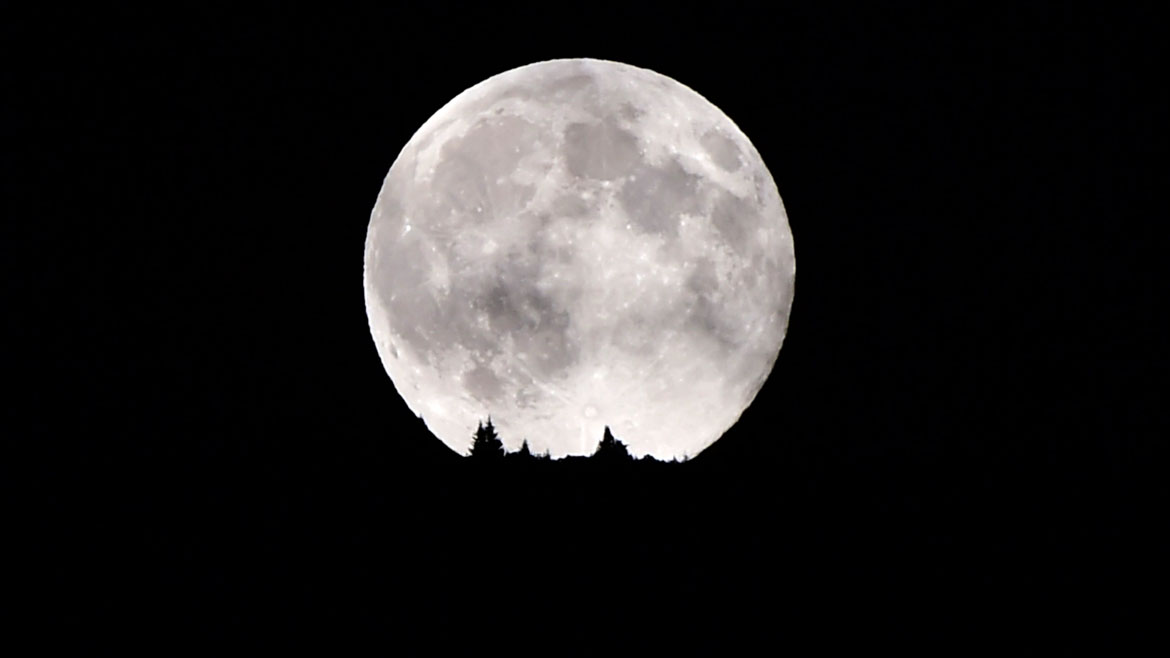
[594,429,630,461]
[513,439,532,458]
[470,419,505,460]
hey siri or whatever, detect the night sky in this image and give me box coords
[7,3,1160,652]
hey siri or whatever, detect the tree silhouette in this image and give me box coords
[470,422,633,462]
[593,428,631,462]
[470,419,505,460]
[512,439,532,458]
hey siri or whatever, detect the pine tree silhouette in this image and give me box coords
[470,419,505,460]
[593,428,631,461]
[471,423,634,462]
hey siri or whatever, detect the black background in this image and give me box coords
[6,2,1163,652]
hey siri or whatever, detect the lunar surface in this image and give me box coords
[363,58,795,460]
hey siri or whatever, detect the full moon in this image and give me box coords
[364,58,795,460]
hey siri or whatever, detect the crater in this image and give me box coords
[700,129,742,171]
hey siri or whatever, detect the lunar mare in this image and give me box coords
[364,58,795,460]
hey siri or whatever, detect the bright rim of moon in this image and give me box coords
[364,58,795,461]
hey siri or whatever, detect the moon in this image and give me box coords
[363,58,795,460]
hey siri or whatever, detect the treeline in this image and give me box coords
[469,419,632,462]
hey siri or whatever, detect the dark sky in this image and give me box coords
[6,3,1161,652]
